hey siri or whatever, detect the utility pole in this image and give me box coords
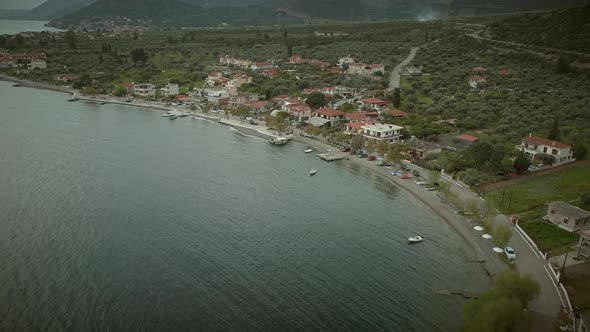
[558,250,569,285]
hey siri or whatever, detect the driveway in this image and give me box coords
[386,47,419,91]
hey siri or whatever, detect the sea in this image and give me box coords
[0,80,488,330]
[0,20,63,35]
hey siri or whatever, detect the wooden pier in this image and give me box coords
[317,151,349,162]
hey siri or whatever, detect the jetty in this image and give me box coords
[317,150,349,161]
[434,289,479,299]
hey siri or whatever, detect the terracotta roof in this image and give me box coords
[246,100,267,109]
[470,75,486,82]
[382,109,407,117]
[314,107,345,117]
[457,134,479,142]
[473,66,487,72]
[272,95,289,103]
[255,61,273,66]
[523,136,570,149]
[345,120,375,129]
[345,112,369,121]
[287,104,311,113]
[360,98,387,105]
[176,94,189,100]
[497,69,511,75]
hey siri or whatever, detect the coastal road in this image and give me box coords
[386,47,419,91]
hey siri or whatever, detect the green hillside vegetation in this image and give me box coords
[486,5,590,53]
[50,0,296,28]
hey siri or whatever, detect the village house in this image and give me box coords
[289,55,303,64]
[226,74,252,95]
[469,75,486,89]
[27,59,47,70]
[132,83,156,98]
[338,55,355,68]
[0,56,16,68]
[348,63,385,76]
[262,68,277,78]
[359,97,388,110]
[456,134,479,146]
[344,112,379,123]
[517,135,576,165]
[344,120,375,135]
[160,83,179,98]
[546,201,590,233]
[361,123,403,144]
[308,107,346,127]
[578,230,590,261]
[251,61,276,71]
[279,98,305,112]
[314,31,350,37]
[195,87,229,104]
[219,55,252,69]
[272,95,290,104]
[206,72,226,87]
[403,66,423,75]
[245,100,268,114]
[229,92,259,107]
[408,139,442,160]
[286,104,312,122]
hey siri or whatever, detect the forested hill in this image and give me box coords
[49,0,293,28]
[485,4,590,54]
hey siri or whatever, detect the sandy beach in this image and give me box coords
[1,74,504,280]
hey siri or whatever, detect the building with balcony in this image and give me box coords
[361,123,403,144]
[517,135,575,166]
[132,83,156,98]
[546,201,590,233]
[160,83,179,97]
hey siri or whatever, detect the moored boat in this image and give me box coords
[408,236,424,243]
[169,115,178,120]
[309,168,317,176]
[304,148,313,153]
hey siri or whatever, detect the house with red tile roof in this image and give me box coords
[380,108,407,118]
[308,107,345,127]
[456,134,479,146]
[245,100,268,113]
[262,68,277,78]
[344,120,376,134]
[359,97,388,110]
[272,95,290,104]
[345,112,379,122]
[472,66,486,72]
[517,134,575,165]
[469,75,486,89]
[286,104,312,121]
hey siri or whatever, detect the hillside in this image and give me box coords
[485,4,590,53]
[23,0,94,20]
[48,0,293,28]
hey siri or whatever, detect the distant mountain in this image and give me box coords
[48,0,296,28]
[20,0,94,20]
[486,4,590,53]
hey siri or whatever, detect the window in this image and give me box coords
[564,217,569,224]
[552,149,558,155]
[543,147,547,153]
[550,209,555,214]
[576,220,580,226]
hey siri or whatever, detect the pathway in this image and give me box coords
[386,47,419,91]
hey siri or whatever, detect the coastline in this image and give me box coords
[0,75,503,279]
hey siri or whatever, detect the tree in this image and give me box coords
[231,105,251,118]
[386,144,403,164]
[113,85,127,97]
[513,153,531,175]
[99,52,103,64]
[376,141,388,157]
[547,117,559,140]
[337,102,357,113]
[64,30,76,49]
[365,140,376,154]
[460,270,540,332]
[334,132,347,144]
[306,92,327,109]
[429,170,441,185]
[133,30,139,40]
[572,143,587,160]
[494,224,513,248]
[351,135,365,153]
[465,199,487,224]
[392,88,401,108]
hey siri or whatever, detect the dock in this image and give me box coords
[317,151,349,162]
[434,289,479,299]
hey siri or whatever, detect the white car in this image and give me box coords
[504,247,516,260]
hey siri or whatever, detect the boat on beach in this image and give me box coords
[309,168,318,176]
[304,148,313,153]
[270,137,289,145]
[67,94,79,102]
[408,236,424,243]
[169,115,178,120]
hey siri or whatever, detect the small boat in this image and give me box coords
[169,115,178,120]
[270,137,289,145]
[178,113,188,117]
[12,83,22,87]
[425,187,437,191]
[309,168,318,176]
[304,148,313,153]
[67,95,79,102]
[408,236,424,243]
[162,113,172,117]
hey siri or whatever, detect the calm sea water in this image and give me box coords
[0,20,63,35]
[0,81,487,331]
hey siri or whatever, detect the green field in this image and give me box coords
[563,263,590,311]
[485,164,590,214]
[518,219,579,254]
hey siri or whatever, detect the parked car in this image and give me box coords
[340,146,351,152]
[249,120,258,125]
[357,153,368,158]
[367,155,376,161]
[504,247,516,260]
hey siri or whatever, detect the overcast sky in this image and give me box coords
[1,0,45,10]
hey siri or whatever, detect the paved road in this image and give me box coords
[386,47,419,91]
[467,30,590,57]
[436,172,562,325]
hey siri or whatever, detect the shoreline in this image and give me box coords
[1,75,502,279]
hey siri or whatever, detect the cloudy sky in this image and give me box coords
[1,0,45,9]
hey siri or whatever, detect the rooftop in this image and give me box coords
[457,134,479,142]
[548,201,590,219]
[362,123,403,132]
[360,98,387,105]
[314,107,345,117]
[523,135,571,149]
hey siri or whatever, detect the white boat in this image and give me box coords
[309,168,318,176]
[270,137,289,145]
[304,149,313,153]
[162,113,172,117]
[408,236,424,243]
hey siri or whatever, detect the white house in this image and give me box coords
[547,201,590,233]
[27,59,47,70]
[517,135,575,165]
[202,88,229,104]
[160,83,179,97]
[469,75,486,89]
[338,55,355,68]
[361,123,403,144]
[251,61,276,71]
[132,83,156,98]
